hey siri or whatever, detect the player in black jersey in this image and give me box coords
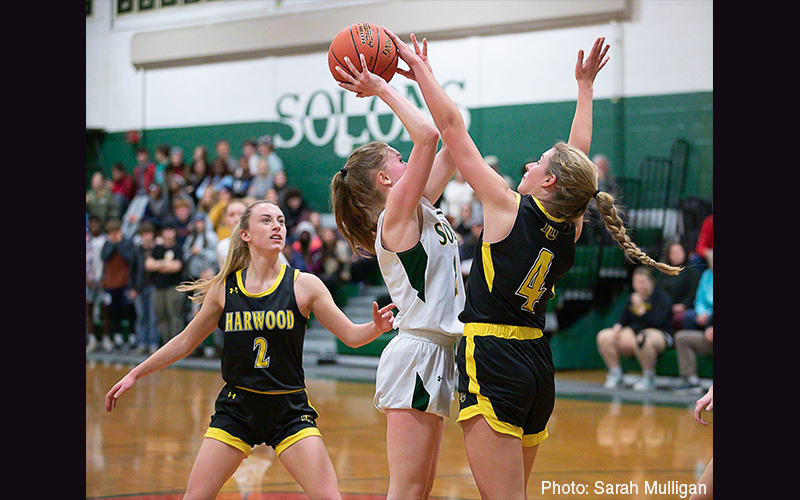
[388,30,681,499]
[106,200,396,500]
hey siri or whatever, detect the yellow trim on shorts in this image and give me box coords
[522,427,549,447]
[275,427,322,456]
[464,322,544,341]
[204,427,251,457]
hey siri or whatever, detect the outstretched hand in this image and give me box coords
[384,29,432,81]
[575,37,610,86]
[372,301,396,333]
[693,385,713,426]
[335,53,385,98]
[105,373,137,412]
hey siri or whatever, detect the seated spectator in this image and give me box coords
[141,183,171,231]
[291,220,322,272]
[209,186,233,240]
[131,146,156,197]
[215,198,248,268]
[672,250,713,393]
[681,250,713,332]
[201,157,234,196]
[655,240,701,331]
[672,326,712,395]
[186,149,210,203]
[257,134,284,174]
[596,266,674,391]
[167,197,195,248]
[183,212,219,280]
[231,157,253,198]
[153,144,171,186]
[247,158,274,200]
[311,226,352,296]
[689,212,713,271]
[281,188,311,236]
[272,169,290,206]
[110,162,135,216]
[86,171,118,226]
[100,218,136,351]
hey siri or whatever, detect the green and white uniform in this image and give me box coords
[373,197,465,419]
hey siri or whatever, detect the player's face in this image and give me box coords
[245,203,287,252]
[518,148,555,197]
[383,147,407,184]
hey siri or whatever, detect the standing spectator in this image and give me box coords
[128,221,160,355]
[246,158,274,200]
[215,198,248,267]
[257,134,284,174]
[146,223,187,346]
[214,139,238,174]
[596,266,674,391]
[86,171,118,226]
[110,162,136,215]
[100,219,136,351]
[86,216,107,353]
[592,153,618,195]
[655,240,701,330]
[183,212,220,281]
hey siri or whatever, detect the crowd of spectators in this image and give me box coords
[86,136,354,357]
[88,145,713,390]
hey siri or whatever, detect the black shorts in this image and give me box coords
[205,383,321,457]
[456,323,555,447]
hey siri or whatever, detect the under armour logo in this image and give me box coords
[230,287,239,294]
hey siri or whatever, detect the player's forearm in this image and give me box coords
[568,83,594,155]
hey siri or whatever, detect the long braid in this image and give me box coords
[595,191,682,276]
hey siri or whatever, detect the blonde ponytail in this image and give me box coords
[594,191,682,276]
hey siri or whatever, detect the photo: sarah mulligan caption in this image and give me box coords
[542,480,705,498]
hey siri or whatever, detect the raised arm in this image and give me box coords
[105,280,225,412]
[385,30,517,229]
[336,53,440,252]
[568,37,610,155]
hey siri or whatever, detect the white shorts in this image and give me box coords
[373,329,459,420]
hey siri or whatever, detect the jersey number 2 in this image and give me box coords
[253,337,270,368]
[515,248,554,312]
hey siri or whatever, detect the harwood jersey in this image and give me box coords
[459,194,576,330]
[217,265,308,393]
[375,197,465,336]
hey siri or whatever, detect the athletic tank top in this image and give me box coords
[459,194,576,330]
[217,265,308,393]
[375,197,465,337]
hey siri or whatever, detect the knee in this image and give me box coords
[596,328,615,347]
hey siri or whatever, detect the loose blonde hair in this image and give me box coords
[545,141,681,276]
[330,141,390,256]
[177,199,276,303]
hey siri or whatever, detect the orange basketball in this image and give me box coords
[328,23,398,84]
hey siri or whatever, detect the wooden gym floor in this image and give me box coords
[86,360,712,499]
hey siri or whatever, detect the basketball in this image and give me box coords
[328,23,398,84]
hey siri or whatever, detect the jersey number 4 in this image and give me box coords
[515,248,554,313]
